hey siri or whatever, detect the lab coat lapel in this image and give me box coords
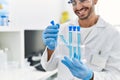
[84,17,106,44]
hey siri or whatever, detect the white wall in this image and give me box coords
[8,0,120,28]
[97,0,120,25]
[9,0,63,29]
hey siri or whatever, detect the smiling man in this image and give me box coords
[41,0,120,80]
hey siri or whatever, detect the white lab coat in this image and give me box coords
[41,17,120,80]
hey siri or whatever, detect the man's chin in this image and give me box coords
[79,16,88,20]
[78,13,90,20]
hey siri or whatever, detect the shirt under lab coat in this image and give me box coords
[41,17,120,80]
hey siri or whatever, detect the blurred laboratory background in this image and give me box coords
[0,0,120,27]
[8,0,120,28]
[0,0,120,80]
[24,30,46,71]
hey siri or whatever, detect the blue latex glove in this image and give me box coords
[42,20,60,50]
[61,53,93,80]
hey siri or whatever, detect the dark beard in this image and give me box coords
[79,6,93,20]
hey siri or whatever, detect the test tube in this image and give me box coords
[0,15,8,26]
[77,26,81,60]
[68,26,73,58]
[72,26,77,59]
[59,35,68,45]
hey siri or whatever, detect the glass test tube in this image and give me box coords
[69,26,73,58]
[72,26,77,58]
[0,15,8,26]
[77,26,81,60]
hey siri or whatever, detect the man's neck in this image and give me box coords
[78,14,98,28]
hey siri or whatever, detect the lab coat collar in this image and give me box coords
[78,16,108,44]
[68,16,108,44]
[93,16,107,28]
[74,16,107,28]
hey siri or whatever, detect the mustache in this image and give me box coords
[75,7,88,12]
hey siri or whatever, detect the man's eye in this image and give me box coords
[72,2,76,6]
[68,0,76,6]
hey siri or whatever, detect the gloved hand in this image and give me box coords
[42,20,60,50]
[61,53,93,80]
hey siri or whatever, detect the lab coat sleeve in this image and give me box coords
[41,47,59,71]
[40,48,48,70]
[93,31,120,80]
[40,23,67,71]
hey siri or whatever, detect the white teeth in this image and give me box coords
[79,8,86,14]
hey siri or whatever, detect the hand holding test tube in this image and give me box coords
[42,20,59,50]
[61,26,92,80]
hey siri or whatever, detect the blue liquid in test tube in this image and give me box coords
[77,26,81,60]
[73,26,77,58]
[69,26,73,58]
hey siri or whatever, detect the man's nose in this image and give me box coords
[75,2,83,10]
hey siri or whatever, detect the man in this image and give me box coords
[41,0,120,80]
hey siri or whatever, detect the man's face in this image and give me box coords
[72,0,96,20]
